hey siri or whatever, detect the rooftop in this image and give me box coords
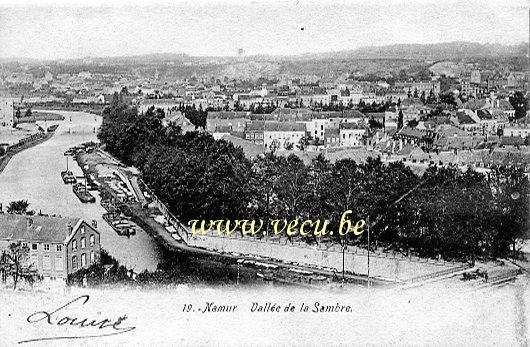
[340,123,365,130]
[246,121,306,132]
[0,214,80,244]
[397,126,426,138]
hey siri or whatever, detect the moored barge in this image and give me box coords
[61,170,77,184]
[73,183,96,203]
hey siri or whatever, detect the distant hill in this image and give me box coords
[294,42,527,60]
[0,41,526,65]
[100,42,527,63]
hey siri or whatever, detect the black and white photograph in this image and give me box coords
[0,0,528,345]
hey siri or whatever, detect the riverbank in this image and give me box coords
[15,111,64,123]
[0,132,54,175]
[30,103,104,115]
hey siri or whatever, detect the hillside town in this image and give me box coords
[1,56,529,174]
[0,0,529,344]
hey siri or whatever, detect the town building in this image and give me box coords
[324,126,340,147]
[207,117,249,133]
[0,214,101,281]
[244,121,306,149]
[339,123,366,147]
[394,126,432,149]
[0,97,14,127]
[303,118,329,141]
[503,123,530,138]
[395,81,441,95]
[139,99,181,114]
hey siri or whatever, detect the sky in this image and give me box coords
[0,0,528,59]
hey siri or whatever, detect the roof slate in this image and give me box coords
[0,214,80,244]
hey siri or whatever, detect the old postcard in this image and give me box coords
[0,0,528,345]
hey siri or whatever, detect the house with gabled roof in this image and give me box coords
[0,214,101,281]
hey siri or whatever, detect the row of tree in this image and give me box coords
[98,102,528,261]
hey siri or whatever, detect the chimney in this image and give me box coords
[91,220,98,229]
[67,221,73,234]
[26,218,33,228]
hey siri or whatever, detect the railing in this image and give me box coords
[410,263,470,283]
[137,177,190,244]
[487,268,521,283]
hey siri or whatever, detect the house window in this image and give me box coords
[31,243,38,250]
[80,225,85,234]
[43,255,51,270]
[55,255,63,271]
[72,256,77,270]
[56,244,62,252]
[90,251,95,264]
[72,240,77,251]
[81,253,87,267]
[44,244,50,252]
[89,235,95,247]
[81,237,86,249]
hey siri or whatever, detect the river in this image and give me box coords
[0,111,161,271]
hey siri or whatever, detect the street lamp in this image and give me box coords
[510,191,521,258]
[342,240,346,286]
[236,258,244,285]
[367,215,370,287]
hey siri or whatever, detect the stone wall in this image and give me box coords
[187,234,464,282]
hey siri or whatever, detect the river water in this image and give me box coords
[0,111,161,271]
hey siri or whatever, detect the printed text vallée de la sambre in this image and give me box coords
[183,302,354,314]
[188,210,365,238]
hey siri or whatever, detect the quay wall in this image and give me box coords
[187,234,465,282]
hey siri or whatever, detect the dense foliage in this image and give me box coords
[98,102,528,261]
[68,249,254,286]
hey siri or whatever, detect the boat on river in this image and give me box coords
[73,183,96,203]
[61,154,76,184]
[47,124,59,132]
[61,170,77,184]
[103,212,137,237]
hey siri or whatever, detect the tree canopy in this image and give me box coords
[98,102,529,261]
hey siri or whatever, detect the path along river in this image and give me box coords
[0,111,161,271]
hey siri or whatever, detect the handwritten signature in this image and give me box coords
[19,295,136,344]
